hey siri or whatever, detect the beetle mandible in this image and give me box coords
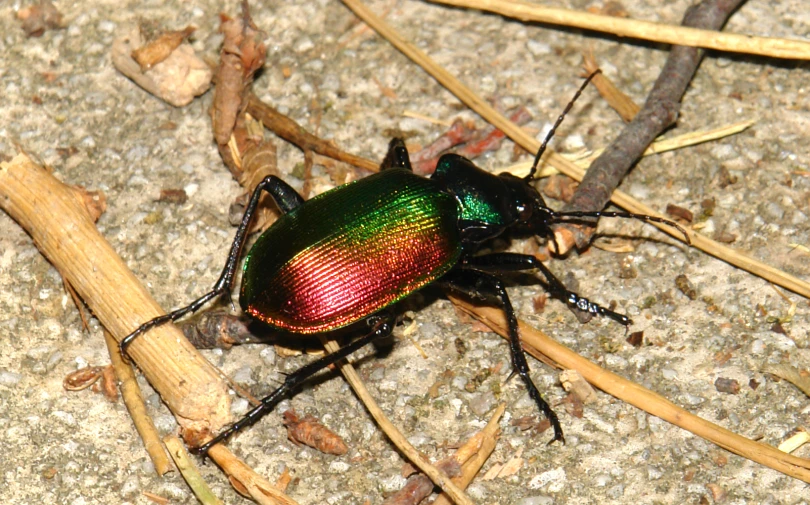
[121,73,688,455]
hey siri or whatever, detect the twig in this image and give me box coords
[208,445,301,505]
[0,152,230,434]
[103,329,172,476]
[582,52,639,122]
[339,0,810,300]
[163,436,223,505]
[246,93,378,172]
[319,336,477,505]
[559,0,746,251]
[448,295,810,483]
[494,120,756,177]
[428,0,810,60]
[384,404,502,505]
[431,404,503,505]
[0,152,297,505]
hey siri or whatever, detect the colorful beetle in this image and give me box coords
[121,76,686,455]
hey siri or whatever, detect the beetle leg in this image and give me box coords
[440,268,564,444]
[380,138,413,172]
[193,313,395,456]
[463,253,632,326]
[120,176,305,356]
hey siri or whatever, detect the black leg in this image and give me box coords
[120,176,306,355]
[439,268,564,444]
[464,253,632,326]
[194,313,395,455]
[380,138,413,172]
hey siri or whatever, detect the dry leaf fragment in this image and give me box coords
[282,410,348,455]
[559,369,598,404]
[778,429,810,454]
[212,4,267,148]
[63,366,105,391]
[666,203,694,223]
[101,365,118,402]
[157,188,188,204]
[112,26,212,107]
[562,392,584,418]
[763,364,810,397]
[131,26,196,71]
[275,467,293,492]
[17,1,64,37]
[626,330,644,347]
[714,377,740,394]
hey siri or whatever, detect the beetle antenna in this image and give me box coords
[551,209,692,245]
[525,70,601,182]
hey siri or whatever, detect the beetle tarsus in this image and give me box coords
[119,175,306,357]
[441,267,565,444]
[193,313,396,456]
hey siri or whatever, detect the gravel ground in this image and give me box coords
[1,1,809,504]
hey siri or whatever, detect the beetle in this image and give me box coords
[121,74,688,455]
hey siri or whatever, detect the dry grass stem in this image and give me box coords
[779,431,810,454]
[582,52,639,122]
[429,0,810,60]
[448,295,810,483]
[495,120,756,177]
[163,436,223,505]
[102,329,172,476]
[319,336,477,505]
[207,445,301,505]
[340,0,810,299]
[432,404,503,505]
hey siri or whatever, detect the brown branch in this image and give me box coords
[0,152,298,505]
[246,93,379,172]
[0,152,230,434]
[558,0,746,252]
[449,294,810,483]
[103,329,172,476]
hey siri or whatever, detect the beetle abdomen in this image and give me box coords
[240,169,460,333]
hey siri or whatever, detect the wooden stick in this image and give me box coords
[163,436,223,505]
[428,0,810,60]
[246,94,379,173]
[0,152,297,505]
[449,295,810,483]
[208,445,301,505]
[432,404,503,505]
[0,152,230,432]
[102,329,172,476]
[339,0,810,300]
[320,337,477,505]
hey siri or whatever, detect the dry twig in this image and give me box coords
[103,329,172,476]
[246,94,378,172]
[319,336,476,505]
[449,295,810,483]
[339,0,810,300]
[164,435,223,505]
[559,0,746,252]
[0,152,297,505]
[428,0,810,60]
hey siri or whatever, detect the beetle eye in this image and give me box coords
[517,203,532,221]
